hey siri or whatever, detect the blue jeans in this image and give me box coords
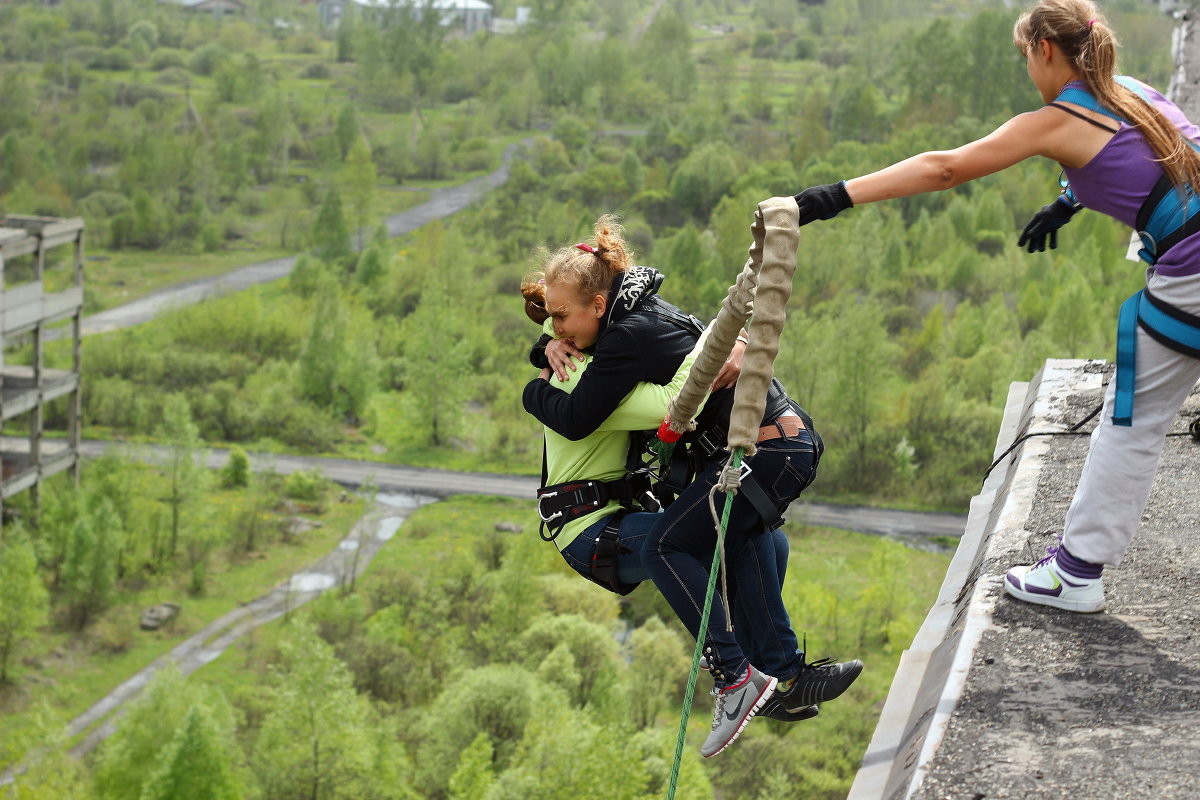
[560,512,793,669]
[644,430,819,686]
[561,511,660,588]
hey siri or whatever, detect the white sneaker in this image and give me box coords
[1005,551,1105,613]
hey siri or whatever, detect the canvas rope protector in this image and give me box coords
[662,197,799,799]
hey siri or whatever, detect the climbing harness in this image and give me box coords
[588,510,639,596]
[1113,287,1200,425]
[662,197,799,800]
[1052,77,1200,425]
[536,472,657,542]
[1053,75,1200,266]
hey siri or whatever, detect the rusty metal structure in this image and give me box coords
[0,214,84,520]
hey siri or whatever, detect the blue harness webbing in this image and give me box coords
[1113,288,1200,426]
[1055,76,1200,265]
[1055,78,1200,425]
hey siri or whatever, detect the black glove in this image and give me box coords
[794,181,853,226]
[1018,196,1081,253]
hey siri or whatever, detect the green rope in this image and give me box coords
[664,448,743,800]
[652,438,676,468]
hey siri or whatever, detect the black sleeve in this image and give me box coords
[522,326,645,441]
[528,334,552,368]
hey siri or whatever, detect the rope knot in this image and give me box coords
[714,464,743,493]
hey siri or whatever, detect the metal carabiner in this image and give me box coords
[537,491,562,522]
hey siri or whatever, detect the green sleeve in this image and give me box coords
[597,324,712,432]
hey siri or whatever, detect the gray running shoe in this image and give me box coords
[775,658,862,712]
[700,664,777,758]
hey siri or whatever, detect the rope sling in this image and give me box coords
[661,197,799,799]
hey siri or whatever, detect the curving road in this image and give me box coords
[78,441,967,545]
[69,140,530,338]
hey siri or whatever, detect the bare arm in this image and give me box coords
[844,108,1098,204]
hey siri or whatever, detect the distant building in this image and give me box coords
[0,215,85,526]
[318,0,493,35]
[158,0,246,16]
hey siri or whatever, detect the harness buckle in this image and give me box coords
[696,429,725,459]
[738,460,753,482]
[1137,230,1157,263]
[537,491,562,522]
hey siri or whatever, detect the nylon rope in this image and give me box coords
[665,448,743,800]
[661,198,798,798]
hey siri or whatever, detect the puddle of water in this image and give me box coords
[375,492,424,509]
[376,517,404,541]
[290,573,336,592]
[338,540,360,551]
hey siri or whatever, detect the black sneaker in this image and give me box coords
[775,657,862,711]
[758,697,819,722]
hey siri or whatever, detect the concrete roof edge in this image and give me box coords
[846,359,1096,800]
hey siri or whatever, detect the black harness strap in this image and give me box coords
[589,511,639,596]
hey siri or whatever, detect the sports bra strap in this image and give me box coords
[1047,102,1119,133]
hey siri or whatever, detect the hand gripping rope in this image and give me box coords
[662,197,799,798]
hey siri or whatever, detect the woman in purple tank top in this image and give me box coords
[790,0,1200,614]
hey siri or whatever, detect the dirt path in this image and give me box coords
[0,492,431,784]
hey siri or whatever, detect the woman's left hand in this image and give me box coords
[712,338,746,390]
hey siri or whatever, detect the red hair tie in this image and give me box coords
[574,243,596,254]
[1088,18,1096,28]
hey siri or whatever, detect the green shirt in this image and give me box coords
[540,322,711,550]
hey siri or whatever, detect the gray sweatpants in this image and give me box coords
[1062,270,1200,565]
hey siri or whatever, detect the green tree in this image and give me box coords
[335,102,358,160]
[312,186,353,267]
[336,0,356,62]
[299,272,347,409]
[157,393,209,563]
[94,667,236,800]
[447,733,495,800]
[669,141,740,220]
[60,500,122,630]
[827,296,899,487]
[220,445,250,488]
[0,527,49,683]
[138,707,242,800]
[398,270,473,446]
[253,622,380,800]
[341,137,377,251]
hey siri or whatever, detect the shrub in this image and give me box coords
[149,48,186,71]
[300,62,330,79]
[189,43,229,77]
[220,446,251,488]
[284,468,327,501]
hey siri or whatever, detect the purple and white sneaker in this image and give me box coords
[1004,547,1105,613]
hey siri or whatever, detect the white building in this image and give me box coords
[319,0,493,35]
[158,0,245,16]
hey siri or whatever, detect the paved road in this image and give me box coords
[67,140,529,338]
[79,441,967,544]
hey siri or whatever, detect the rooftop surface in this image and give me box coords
[850,360,1200,799]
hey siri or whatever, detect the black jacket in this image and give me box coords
[523,267,702,441]
[523,266,801,444]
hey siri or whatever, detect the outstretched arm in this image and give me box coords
[844,111,1054,204]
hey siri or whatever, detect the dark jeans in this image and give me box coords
[560,511,792,669]
[561,511,660,588]
[643,429,819,686]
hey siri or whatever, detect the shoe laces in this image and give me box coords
[1033,537,1064,569]
[797,634,837,671]
[709,688,725,730]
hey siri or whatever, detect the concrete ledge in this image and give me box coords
[851,358,1200,800]
[849,376,1036,800]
